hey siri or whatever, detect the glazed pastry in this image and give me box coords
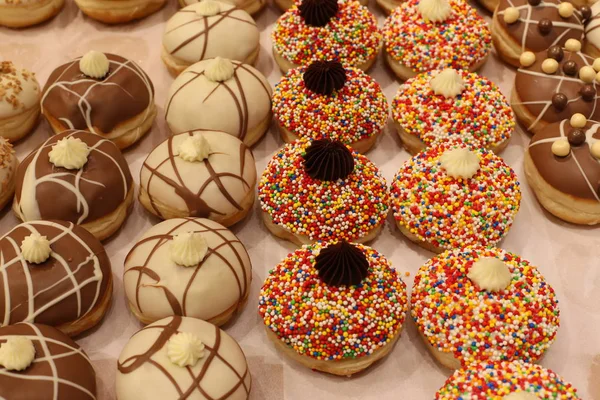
[272,60,388,153]
[585,2,600,57]
[41,51,156,150]
[165,57,272,147]
[492,0,587,67]
[0,0,64,27]
[116,316,251,400]
[124,218,252,325]
[271,0,382,73]
[382,0,491,80]
[0,139,17,210]
[437,360,579,398]
[0,221,112,336]
[258,138,389,246]
[13,130,134,241]
[392,68,514,154]
[259,241,408,376]
[412,246,559,369]
[525,117,600,225]
[0,62,41,142]
[512,44,600,134]
[391,144,521,252]
[179,0,265,15]
[74,0,165,24]
[0,323,97,399]
[162,1,260,76]
[139,130,256,225]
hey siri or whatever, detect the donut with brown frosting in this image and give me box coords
[525,117,600,224]
[0,61,40,142]
[0,221,112,336]
[491,0,587,67]
[0,322,97,399]
[0,138,17,210]
[41,51,156,150]
[13,130,134,241]
[512,44,600,135]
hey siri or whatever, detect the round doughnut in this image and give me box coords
[162,1,260,77]
[412,246,560,370]
[436,360,579,398]
[391,144,521,253]
[512,47,600,135]
[272,61,388,153]
[258,138,389,246]
[0,139,17,210]
[165,58,272,147]
[179,0,266,16]
[0,0,64,28]
[259,241,408,376]
[491,0,586,67]
[0,221,113,337]
[116,316,251,400]
[124,217,252,326]
[271,0,382,73]
[0,62,40,143]
[41,51,156,150]
[74,0,166,24]
[139,130,256,226]
[392,68,514,154]
[0,322,97,399]
[525,118,600,225]
[382,0,491,81]
[13,130,134,241]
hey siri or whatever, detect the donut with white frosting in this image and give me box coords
[0,62,40,142]
[0,138,17,210]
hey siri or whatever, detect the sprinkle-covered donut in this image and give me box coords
[412,246,560,369]
[391,144,521,252]
[436,360,579,399]
[259,241,408,376]
[392,68,514,154]
[382,0,491,80]
[258,139,389,245]
[271,0,382,72]
[512,45,600,134]
[272,61,388,153]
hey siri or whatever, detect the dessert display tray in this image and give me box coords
[1,1,599,399]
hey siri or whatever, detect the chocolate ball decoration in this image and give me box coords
[580,84,596,102]
[538,19,553,34]
[547,46,564,62]
[551,93,568,111]
[568,129,586,146]
[562,60,578,76]
[528,0,541,5]
[580,5,592,20]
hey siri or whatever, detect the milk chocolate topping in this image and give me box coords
[41,53,154,134]
[14,130,133,225]
[0,322,96,399]
[496,0,584,53]
[0,221,111,330]
[529,119,600,201]
[514,50,600,131]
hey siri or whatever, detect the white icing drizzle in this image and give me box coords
[514,52,599,130]
[497,0,584,52]
[0,323,96,400]
[0,221,104,327]
[530,119,600,202]
[18,131,128,225]
[40,57,154,139]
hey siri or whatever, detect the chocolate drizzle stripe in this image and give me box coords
[165,72,205,119]
[117,316,250,399]
[125,218,249,319]
[41,57,154,136]
[530,119,600,201]
[142,134,251,218]
[0,221,104,326]
[0,323,96,399]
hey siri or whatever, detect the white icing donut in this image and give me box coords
[163,2,259,67]
[165,59,272,147]
[116,316,251,400]
[0,139,17,210]
[124,218,252,325]
[139,129,256,224]
[0,62,41,142]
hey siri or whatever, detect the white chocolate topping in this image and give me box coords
[467,257,512,292]
[48,137,90,170]
[430,69,465,98]
[167,332,206,367]
[170,232,209,267]
[20,233,51,264]
[79,51,110,79]
[418,0,452,22]
[440,148,480,179]
[0,337,35,371]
